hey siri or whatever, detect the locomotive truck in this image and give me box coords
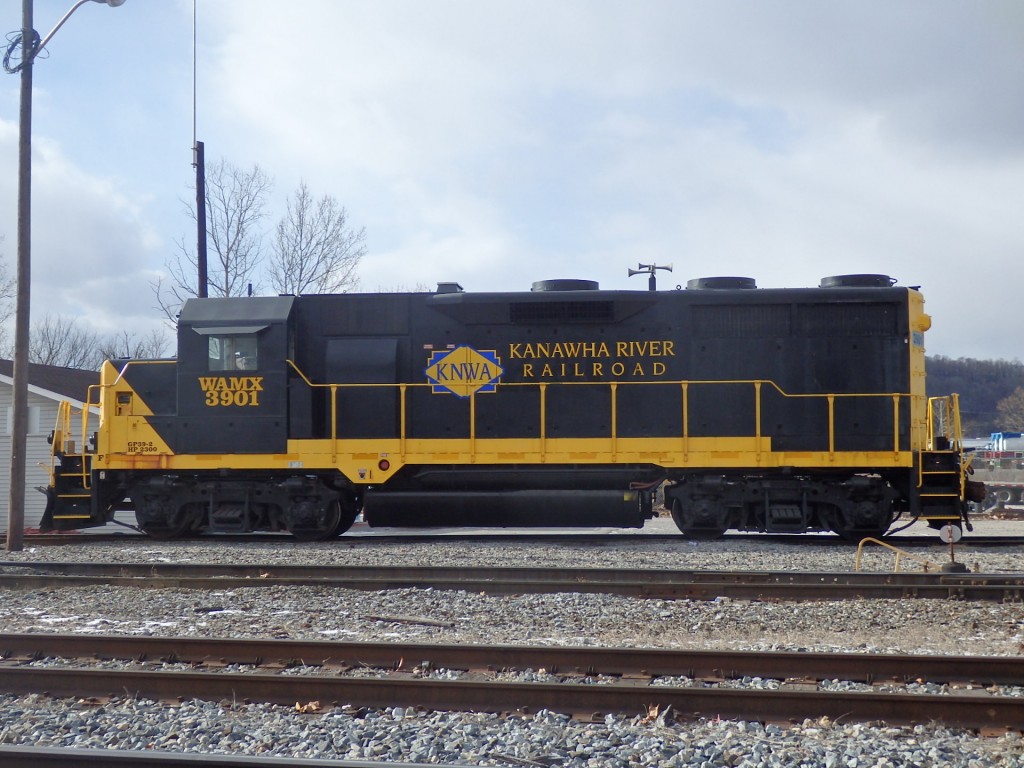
[42,273,981,540]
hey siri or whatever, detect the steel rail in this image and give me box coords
[0,562,1022,601]
[2,633,1023,686]
[0,745,436,767]
[0,665,1019,730]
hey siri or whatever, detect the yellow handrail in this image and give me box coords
[926,395,963,450]
[924,394,971,496]
[47,400,72,486]
[48,384,100,491]
[284,360,917,460]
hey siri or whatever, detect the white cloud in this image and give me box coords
[0,121,168,341]
[1,1,1022,361]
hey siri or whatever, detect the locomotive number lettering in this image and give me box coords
[204,389,261,407]
[198,376,263,407]
[126,441,157,453]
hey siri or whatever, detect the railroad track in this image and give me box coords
[1,561,1023,601]
[0,633,1021,730]
[14,531,1024,547]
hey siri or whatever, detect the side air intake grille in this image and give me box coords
[692,305,791,336]
[510,301,615,324]
[795,304,898,336]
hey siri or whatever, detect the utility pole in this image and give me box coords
[8,0,35,552]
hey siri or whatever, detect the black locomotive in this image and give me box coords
[43,274,980,539]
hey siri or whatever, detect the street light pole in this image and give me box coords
[5,0,126,552]
[8,0,35,553]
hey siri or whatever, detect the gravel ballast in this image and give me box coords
[0,518,1021,766]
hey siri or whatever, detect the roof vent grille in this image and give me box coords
[510,301,614,324]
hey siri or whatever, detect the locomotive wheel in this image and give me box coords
[330,499,360,537]
[289,500,343,542]
[670,499,726,540]
[131,494,196,540]
[135,509,193,540]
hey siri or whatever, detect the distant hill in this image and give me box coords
[926,356,1024,437]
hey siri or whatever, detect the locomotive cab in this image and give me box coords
[175,296,294,455]
[117,295,358,540]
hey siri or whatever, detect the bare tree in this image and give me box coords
[996,387,1024,431]
[374,282,432,292]
[0,239,17,352]
[29,315,104,369]
[0,239,15,310]
[267,181,366,295]
[98,329,173,361]
[155,159,272,320]
[23,317,169,370]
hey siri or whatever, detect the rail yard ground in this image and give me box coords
[0,519,1021,766]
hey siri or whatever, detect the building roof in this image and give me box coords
[0,359,100,403]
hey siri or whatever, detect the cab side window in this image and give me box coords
[208,334,259,371]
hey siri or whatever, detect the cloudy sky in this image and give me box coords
[1,0,1022,360]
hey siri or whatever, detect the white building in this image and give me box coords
[0,360,100,532]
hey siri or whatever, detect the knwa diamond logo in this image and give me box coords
[425,346,503,397]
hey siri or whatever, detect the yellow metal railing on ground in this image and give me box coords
[855,537,941,572]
